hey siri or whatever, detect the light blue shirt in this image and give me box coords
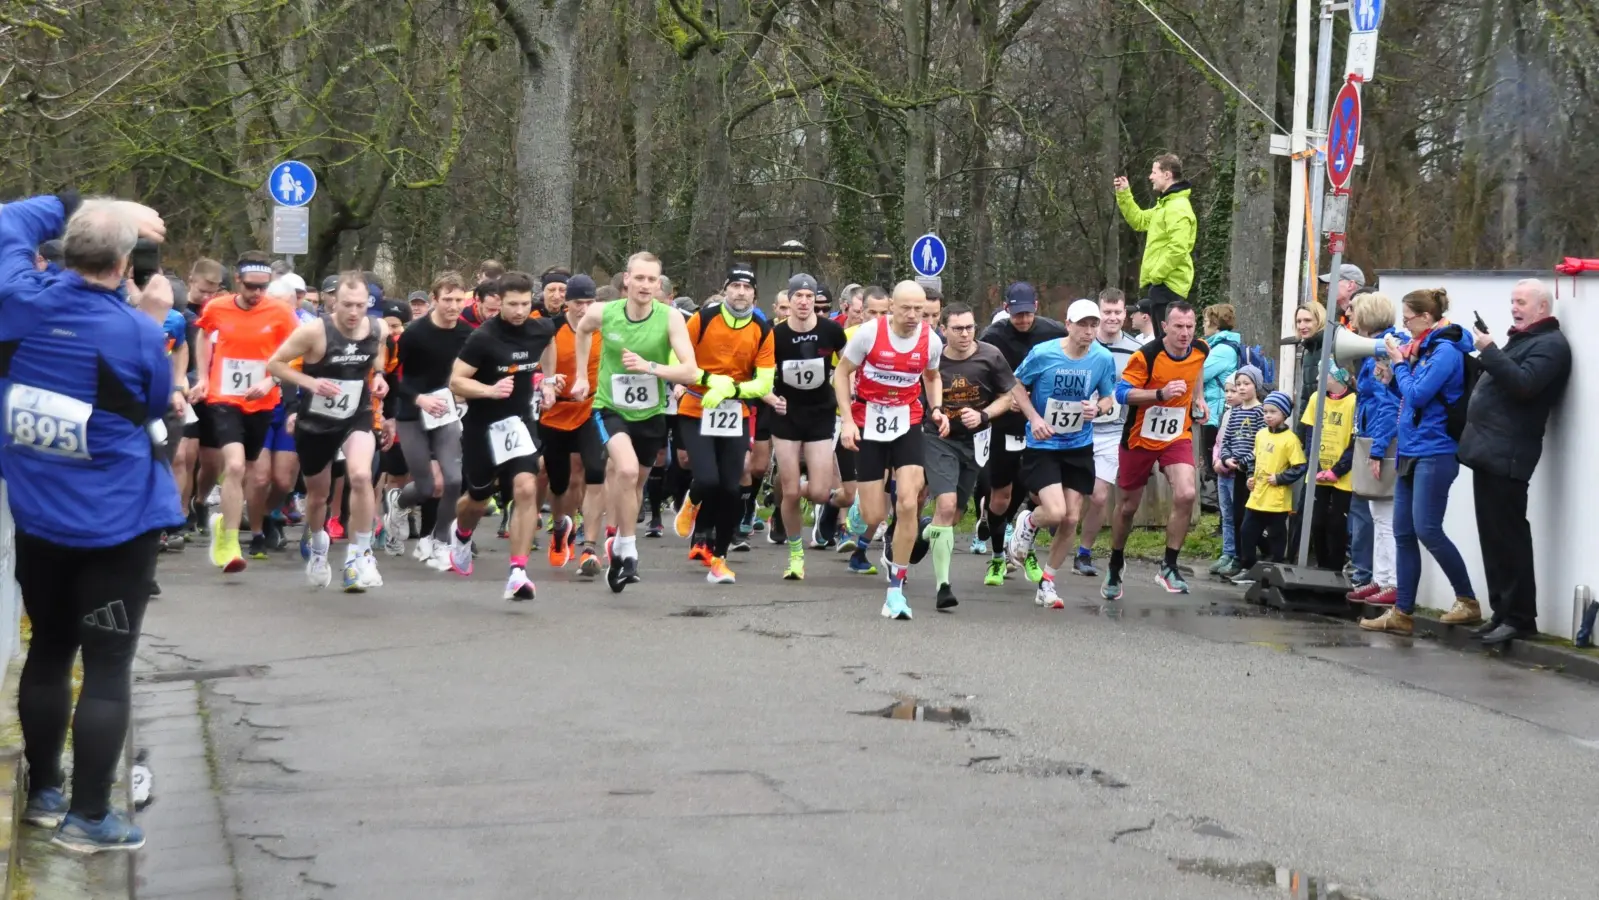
[1013,339,1117,451]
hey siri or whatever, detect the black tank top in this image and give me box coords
[297,317,379,433]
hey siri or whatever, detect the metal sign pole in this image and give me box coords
[1296,227,1346,568]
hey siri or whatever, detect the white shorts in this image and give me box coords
[1092,428,1120,483]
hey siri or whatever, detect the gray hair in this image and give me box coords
[62,199,137,277]
[657,274,673,298]
[265,279,297,303]
[1513,278,1553,310]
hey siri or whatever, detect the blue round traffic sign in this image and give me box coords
[1326,81,1362,191]
[911,233,947,278]
[266,161,317,208]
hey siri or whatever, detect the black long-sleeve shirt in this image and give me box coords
[394,314,472,421]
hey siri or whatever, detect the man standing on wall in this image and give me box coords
[1113,154,1196,341]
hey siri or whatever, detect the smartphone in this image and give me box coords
[1473,311,1488,333]
[130,238,161,289]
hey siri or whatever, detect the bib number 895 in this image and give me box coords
[11,410,84,456]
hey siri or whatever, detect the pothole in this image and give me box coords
[669,607,724,618]
[977,757,1129,787]
[853,699,972,724]
[1174,858,1384,899]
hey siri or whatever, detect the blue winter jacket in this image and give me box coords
[1201,329,1241,427]
[1355,326,1406,459]
[0,194,184,548]
[1389,323,1475,460]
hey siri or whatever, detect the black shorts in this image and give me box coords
[856,430,924,482]
[201,403,273,462]
[296,425,359,478]
[769,407,836,444]
[182,401,203,440]
[835,442,857,483]
[461,417,542,503]
[595,409,668,468]
[542,417,607,495]
[990,428,1026,492]
[753,402,775,442]
[1019,445,1098,498]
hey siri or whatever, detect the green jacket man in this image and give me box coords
[1114,154,1197,323]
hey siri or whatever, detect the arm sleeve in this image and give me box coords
[1331,430,1355,477]
[1115,352,1148,404]
[394,328,421,399]
[1477,338,1571,400]
[1114,189,1151,232]
[141,320,174,421]
[0,195,67,306]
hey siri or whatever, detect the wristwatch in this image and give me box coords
[648,361,658,374]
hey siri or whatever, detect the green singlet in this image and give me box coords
[594,299,674,421]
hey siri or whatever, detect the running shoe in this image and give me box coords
[1156,565,1190,594]
[846,501,866,540]
[969,536,990,555]
[413,535,436,563]
[1006,511,1038,570]
[51,810,145,854]
[688,543,713,566]
[645,522,663,539]
[159,531,185,553]
[848,547,877,575]
[382,526,405,557]
[428,544,453,572]
[504,567,536,601]
[782,545,805,580]
[208,512,227,567]
[909,516,932,564]
[812,503,839,549]
[264,518,288,552]
[383,488,408,544]
[24,787,68,828]
[766,515,788,544]
[983,558,1006,587]
[448,525,474,576]
[342,558,364,593]
[1230,571,1256,586]
[880,588,912,621]
[936,584,959,611]
[299,532,311,561]
[1022,551,1043,584]
[606,551,628,593]
[326,518,346,541]
[358,551,383,588]
[577,548,600,577]
[205,485,221,507]
[548,516,573,568]
[247,533,269,560]
[1101,568,1125,601]
[1035,577,1063,609]
[729,537,751,553]
[674,499,700,539]
[306,554,333,589]
[574,522,588,545]
[706,557,735,584]
[1073,552,1098,577]
[750,516,766,534]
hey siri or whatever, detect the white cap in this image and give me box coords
[1066,298,1101,323]
[279,273,307,294]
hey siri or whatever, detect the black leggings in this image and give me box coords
[17,529,160,819]
[679,426,748,557]
[1312,485,1352,571]
[1237,510,1289,569]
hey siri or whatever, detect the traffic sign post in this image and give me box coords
[1326,79,1362,191]
[910,233,947,278]
[266,161,317,208]
[266,160,316,269]
[271,206,310,256]
[1349,0,1383,34]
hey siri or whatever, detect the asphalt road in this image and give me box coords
[133,528,1599,900]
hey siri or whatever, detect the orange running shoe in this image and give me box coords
[674,499,699,538]
[688,543,712,565]
[548,516,573,568]
[706,557,735,584]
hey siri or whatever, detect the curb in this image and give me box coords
[3,652,24,899]
[1355,601,1599,683]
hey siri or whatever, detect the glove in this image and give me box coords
[699,373,737,410]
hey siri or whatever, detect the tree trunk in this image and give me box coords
[499,0,583,273]
[1098,6,1123,289]
[1226,0,1287,351]
[627,0,657,250]
[685,49,734,298]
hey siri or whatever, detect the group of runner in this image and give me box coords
[169,250,1214,619]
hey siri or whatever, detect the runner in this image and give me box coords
[835,280,945,620]
[389,271,472,571]
[266,272,390,592]
[189,252,301,574]
[537,274,608,577]
[976,282,1066,584]
[923,303,1013,609]
[460,279,501,329]
[446,271,558,600]
[662,267,775,584]
[1005,299,1118,608]
[570,251,698,592]
[765,273,849,580]
[1104,300,1210,597]
[174,259,224,539]
[1073,287,1145,575]
[727,265,774,547]
[248,279,313,558]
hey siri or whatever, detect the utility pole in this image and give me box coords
[1275,0,1314,389]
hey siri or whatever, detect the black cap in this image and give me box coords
[1004,282,1038,313]
[816,283,833,304]
[380,300,411,324]
[566,274,597,300]
[39,240,63,262]
[726,263,756,287]
[320,275,339,294]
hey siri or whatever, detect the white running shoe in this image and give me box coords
[448,523,473,576]
[1035,577,1062,609]
[206,485,222,507]
[383,489,408,543]
[1006,510,1038,570]
[382,526,405,557]
[306,555,333,589]
[503,567,536,601]
[358,551,383,588]
[412,535,436,562]
[428,543,453,572]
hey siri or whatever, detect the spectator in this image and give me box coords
[1319,263,1366,328]
[1200,303,1242,505]
[1360,288,1478,636]
[1345,292,1405,606]
[1233,390,1307,580]
[475,259,505,286]
[1113,153,1196,340]
[1457,278,1572,644]
[1301,365,1357,571]
[1211,365,1265,578]
[1292,301,1328,417]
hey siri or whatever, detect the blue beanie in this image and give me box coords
[1264,391,1293,417]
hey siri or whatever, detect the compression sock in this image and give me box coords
[925,524,954,587]
[1109,548,1126,578]
[1164,546,1181,571]
[509,555,528,571]
[645,467,666,521]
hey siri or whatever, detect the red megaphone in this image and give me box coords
[1554,257,1599,275]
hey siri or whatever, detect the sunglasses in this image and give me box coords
[240,281,271,292]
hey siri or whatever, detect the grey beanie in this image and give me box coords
[1234,364,1265,397]
[787,273,819,294]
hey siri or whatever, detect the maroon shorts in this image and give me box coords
[1117,439,1195,491]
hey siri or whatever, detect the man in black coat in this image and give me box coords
[1457,278,1573,644]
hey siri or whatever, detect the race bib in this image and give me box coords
[183,403,199,426]
[308,379,363,420]
[220,358,266,397]
[1005,434,1026,452]
[1044,398,1086,434]
[6,384,91,460]
[420,388,460,431]
[863,402,910,442]
[666,388,680,415]
[973,427,992,467]
[699,399,744,437]
[782,358,826,390]
[335,446,345,462]
[529,389,542,422]
[489,415,535,465]
[612,373,659,411]
[1094,401,1122,423]
[1140,404,1187,442]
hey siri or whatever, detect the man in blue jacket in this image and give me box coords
[0,192,183,853]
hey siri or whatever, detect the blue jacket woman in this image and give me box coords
[1360,288,1478,636]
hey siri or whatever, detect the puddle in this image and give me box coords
[669,607,724,618]
[1175,858,1384,899]
[854,699,972,724]
[977,757,1129,787]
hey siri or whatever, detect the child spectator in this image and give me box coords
[1302,365,1358,571]
[1233,391,1307,583]
[1210,365,1265,578]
